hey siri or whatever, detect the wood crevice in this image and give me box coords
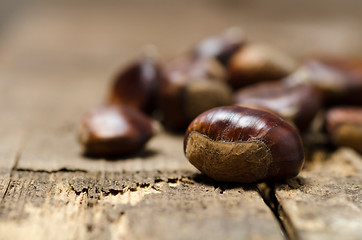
[257,183,298,240]
[67,174,193,197]
[15,168,88,174]
[1,148,22,201]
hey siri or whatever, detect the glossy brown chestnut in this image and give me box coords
[234,81,322,131]
[158,55,233,130]
[184,106,304,183]
[79,104,154,156]
[228,44,297,89]
[108,51,162,114]
[193,27,245,65]
[284,59,362,105]
[326,107,362,152]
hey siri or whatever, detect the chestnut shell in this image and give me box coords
[227,44,297,89]
[109,56,162,114]
[284,59,362,105]
[79,104,154,157]
[326,107,362,152]
[234,81,322,131]
[184,106,304,183]
[158,56,232,130]
[193,27,245,65]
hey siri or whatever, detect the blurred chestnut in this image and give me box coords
[284,59,362,105]
[193,27,245,65]
[228,44,298,89]
[326,107,362,152]
[108,48,162,114]
[79,104,154,156]
[234,81,322,131]
[184,106,304,183]
[158,55,233,131]
[317,58,362,105]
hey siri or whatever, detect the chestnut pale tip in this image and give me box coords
[185,132,272,182]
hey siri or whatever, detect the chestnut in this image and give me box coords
[184,106,304,183]
[228,44,298,89]
[284,59,362,105]
[79,104,154,156]
[234,81,322,131]
[316,59,362,105]
[193,27,245,65]
[108,48,162,114]
[326,107,362,152]
[158,55,233,130]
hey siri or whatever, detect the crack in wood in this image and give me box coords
[16,168,88,173]
[69,184,89,196]
[1,148,22,201]
[68,174,192,197]
[257,183,299,240]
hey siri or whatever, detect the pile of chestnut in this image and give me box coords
[79,27,362,183]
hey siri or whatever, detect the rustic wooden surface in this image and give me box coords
[0,1,361,240]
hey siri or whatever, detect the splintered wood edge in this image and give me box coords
[185,131,272,183]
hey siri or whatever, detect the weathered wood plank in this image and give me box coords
[0,170,284,240]
[11,74,192,173]
[0,132,22,200]
[274,148,362,240]
[18,125,193,173]
[0,171,88,239]
[0,80,29,200]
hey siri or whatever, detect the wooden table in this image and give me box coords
[0,1,361,239]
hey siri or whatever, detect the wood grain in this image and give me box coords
[0,171,284,240]
[0,129,22,200]
[274,148,362,240]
